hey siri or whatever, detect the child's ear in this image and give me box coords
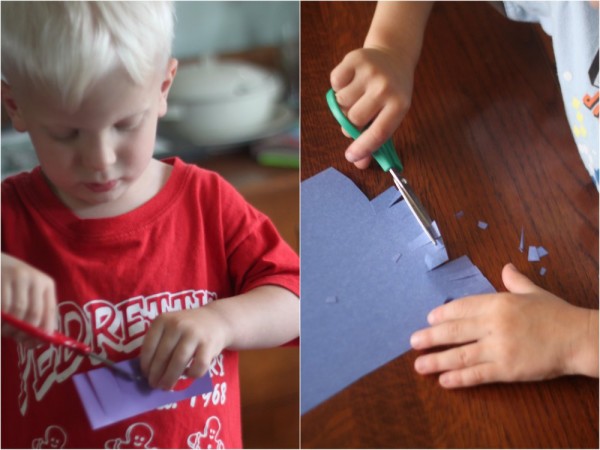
[158,58,178,118]
[1,81,27,132]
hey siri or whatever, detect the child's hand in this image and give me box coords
[330,46,415,168]
[139,305,231,390]
[410,263,599,388]
[1,253,57,341]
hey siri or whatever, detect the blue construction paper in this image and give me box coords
[73,358,213,429]
[478,220,489,230]
[301,168,496,414]
[455,210,464,219]
[540,267,547,276]
[528,245,540,262]
[537,246,548,258]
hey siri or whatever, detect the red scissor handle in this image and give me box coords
[1,311,91,355]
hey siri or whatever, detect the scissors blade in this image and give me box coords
[388,168,438,245]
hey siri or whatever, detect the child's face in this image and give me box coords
[2,59,177,215]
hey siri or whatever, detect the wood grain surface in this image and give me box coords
[300,2,599,448]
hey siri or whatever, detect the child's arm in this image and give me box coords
[139,285,299,390]
[1,252,57,341]
[331,1,434,168]
[410,263,599,388]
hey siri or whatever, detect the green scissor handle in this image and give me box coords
[326,88,403,173]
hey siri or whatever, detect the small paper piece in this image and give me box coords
[540,267,547,276]
[537,246,548,258]
[425,243,449,271]
[455,210,464,219]
[301,168,496,415]
[73,357,213,429]
[519,226,525,253]
[478,221,488,230]
[528,246,540,262]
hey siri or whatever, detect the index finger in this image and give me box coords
[345,103,404,163]
[427,293,498,325]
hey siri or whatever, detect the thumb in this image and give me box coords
[502,263,540,294]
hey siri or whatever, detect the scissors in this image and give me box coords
[326,88,438,245]
[1,311,140,381]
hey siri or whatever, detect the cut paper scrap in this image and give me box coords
[528,245,540,262]
[478,220,488,230]
[537,246,549,258]
[73,357,213,430]
[519,226,525,253]
[301,168,495,415]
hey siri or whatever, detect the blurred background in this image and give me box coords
[1,2,299,448]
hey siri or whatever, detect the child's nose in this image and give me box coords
[83,134,117,170]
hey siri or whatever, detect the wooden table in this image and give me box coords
[300,2,599,448]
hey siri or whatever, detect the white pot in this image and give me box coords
[162,58,284,146]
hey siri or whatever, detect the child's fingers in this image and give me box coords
[345,104,401,163]
[334,83,365,111]
[414,342,484,375]
[438,363,497,389]
[140,321,167,375]
[347,94,383,130]
[410,318,482,350]
[427,294,497,325]
[187,345,214,379]
[146,329,182,388]
[502,263,543,295]
[10,276,30,320]
[26,281,45,329]
[41,284,57,334]
[353,155,373,169]
[158,339,197,390]
[330,59,357,92]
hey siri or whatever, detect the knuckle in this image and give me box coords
[388,95,410,114]
[347,108,367,128]
[468,366,486,385]
[446,322,461,340]
[458,347,472,367]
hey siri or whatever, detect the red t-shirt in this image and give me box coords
[1,157,299,449]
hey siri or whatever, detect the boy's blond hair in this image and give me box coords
[1,1,175,110]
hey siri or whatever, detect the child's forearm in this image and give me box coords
[364,1,434,71]
[206,285,299,350]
